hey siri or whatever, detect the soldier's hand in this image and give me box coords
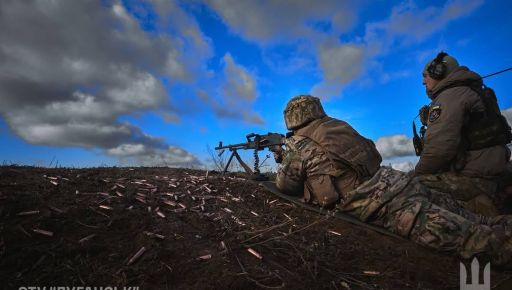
[271,146,284,163]
[419,105,429,126]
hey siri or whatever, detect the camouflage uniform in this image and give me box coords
[277,134,512,266]
[276,95,512,266]
[413,173,499,217]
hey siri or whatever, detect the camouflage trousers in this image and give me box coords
[338,167,512,266]
[414,172,499,217]
[500,161,512,188]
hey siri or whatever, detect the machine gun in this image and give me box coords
[215,132,285,180]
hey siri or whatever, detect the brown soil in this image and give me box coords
[1,166,511,290]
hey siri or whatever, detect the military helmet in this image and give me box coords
[284,95,326,130]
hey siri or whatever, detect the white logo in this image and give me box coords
[460,258,490,290]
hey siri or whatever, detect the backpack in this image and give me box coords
[295,117,382,179]
[464,85,512,150]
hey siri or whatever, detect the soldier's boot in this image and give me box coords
[415,172,500,217]
[459,222,512,267]
[487,215,512,267]
[488,215,512,227]
[463,194,499,217]
[394,201,512,267]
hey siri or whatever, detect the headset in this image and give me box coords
[427,51,448,80]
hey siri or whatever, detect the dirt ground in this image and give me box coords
[1,166,511,290]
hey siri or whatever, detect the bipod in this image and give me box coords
[222,148,268,181]
[222,149,254,175]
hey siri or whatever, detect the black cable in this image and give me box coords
[412,66,512,120]
[482,67,512,79]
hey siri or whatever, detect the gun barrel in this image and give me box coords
[214,142,253,151]
[214,132,284,152]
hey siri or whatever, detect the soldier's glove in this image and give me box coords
[419,105,429,126]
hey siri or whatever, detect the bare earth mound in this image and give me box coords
[1,166,511,290]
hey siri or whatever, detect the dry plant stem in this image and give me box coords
[245,217,328,247]
[266,258,300,279]
[331,280,339,290]
[233,253,285,289]
[32,229,53,237]
[76,221,100,229]
[234,254,247,275]
[17,225,32,237]
[245,272,286,290]
[16,210,40,216]
[238,219,293,242]
[88,206,110,219]
[323,266,376,289]
[47,205,64,213]
[493,275,512,289]
[160,262,173,273]
[78,234,96,244]
[278,240,314,279]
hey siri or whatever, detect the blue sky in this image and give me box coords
[0,0,511,171]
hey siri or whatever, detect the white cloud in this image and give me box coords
[391,161,416,172]
[193,52,263,125]
[203,0,357,43]
[197,88,264,125]
[204,0,483,100]
[222,53,257,102]
[0,0,492,167]
[0,0,205,166]
[375,134,415,159]
[108,144,147,156]
[104,67,166,109]
[135,147,199,167]
[318,43,364,83]
[503,107,512,126]
[364,0,484,56]
[503,107,512,161]
[311,42,365,98]
[113,144,199,167]
[204,0,361,98]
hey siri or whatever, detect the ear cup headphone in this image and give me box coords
[427,52,448,80]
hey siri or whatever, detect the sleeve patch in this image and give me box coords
[428,106,442,123]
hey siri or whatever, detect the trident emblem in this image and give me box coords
[460,258,490,290]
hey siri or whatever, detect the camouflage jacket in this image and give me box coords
[276,117,382,207]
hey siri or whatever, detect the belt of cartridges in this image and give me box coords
[259,181,404,240]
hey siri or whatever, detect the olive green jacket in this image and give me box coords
[415,67,508,177]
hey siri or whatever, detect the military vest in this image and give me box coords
[295,117,382,180]
[433,82,512,150]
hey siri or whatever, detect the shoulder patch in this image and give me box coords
[285,136,311,153]
[295,137,311,151]
[428,105,442,123]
